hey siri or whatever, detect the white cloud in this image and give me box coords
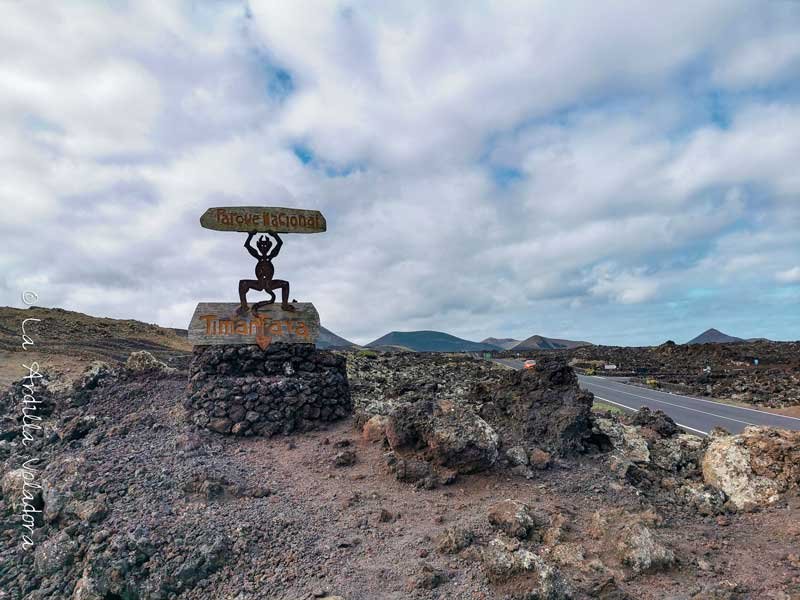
[0,0,799,345]
[712,32,800,89]
[588,267,660,305]
[776,267,800,284]
[667,103,800,199]
[247,0,755,169]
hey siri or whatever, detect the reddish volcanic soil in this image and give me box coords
[182,417,800,599]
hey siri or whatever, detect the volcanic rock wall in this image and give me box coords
[185,343,351,436]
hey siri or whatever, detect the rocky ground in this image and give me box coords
[1,351,800,599]
[501,340,800,408]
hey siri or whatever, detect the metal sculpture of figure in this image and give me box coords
[238,230,295,313]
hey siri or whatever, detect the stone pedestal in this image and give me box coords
[185,343,351,437]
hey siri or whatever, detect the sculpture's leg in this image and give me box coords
[238,279,262,314]
[252,281,277,314]
[269,280,295,311]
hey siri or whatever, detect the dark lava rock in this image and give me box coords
[384,400,434,451]
[386,453,434,483]
[406,562,449,590]
[334,449,357,467]
[58,415,98,442]
[384,400,499,474]
[630,407,679,438]
[436,526,474,554]
[474,357,594,456]
[424,408,499,473]
[486,499,547,540]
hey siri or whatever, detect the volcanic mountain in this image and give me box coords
[366,330,497,353]
[686,328,744,345]
[480,337,520,350]
[316,326,359,349]
[513,334,592,351]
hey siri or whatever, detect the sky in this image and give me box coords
[1,1,799,346]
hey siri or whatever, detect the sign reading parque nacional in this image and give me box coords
[200,206,326,234]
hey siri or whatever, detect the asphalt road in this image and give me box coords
[491,358,800,436]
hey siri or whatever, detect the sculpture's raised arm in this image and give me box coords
[267,232,283,259]
[244,230,261,259]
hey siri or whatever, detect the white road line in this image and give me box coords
[593,395,708,436]
[591,396,636,413]
[670,423,708,436]
[584,382,758,428]
[585,376,800,423]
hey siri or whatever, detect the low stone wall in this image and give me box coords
[185,343,352,436]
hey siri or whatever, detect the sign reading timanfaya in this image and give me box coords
[200,206,326,233]
[189,303,320,350]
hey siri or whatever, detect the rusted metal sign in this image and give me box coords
[189,302,320,349]
[192,205,326,328]
[200,206,326,233]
